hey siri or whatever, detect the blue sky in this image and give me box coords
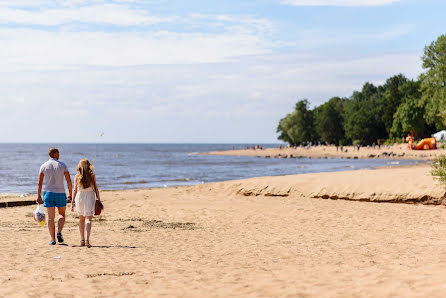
[0,0,445,143]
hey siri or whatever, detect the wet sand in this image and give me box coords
[1,163,446,297]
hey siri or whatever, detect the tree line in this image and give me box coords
[277,35,446,146]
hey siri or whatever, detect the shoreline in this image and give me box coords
[2,161,442,208]
[205,144,446,160]
[0,160,426,202]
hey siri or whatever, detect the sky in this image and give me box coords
[1,0,445,143]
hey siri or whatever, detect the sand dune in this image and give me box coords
[198,163,446,204]
[2,164,446,297]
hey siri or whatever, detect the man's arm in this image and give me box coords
[64,171,73,200]
[36,173,44,204]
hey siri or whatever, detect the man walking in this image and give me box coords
[36,148,73,245]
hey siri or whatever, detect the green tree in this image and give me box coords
[432,155,446,189]
[343,83,386,144]
[277,113,294,144]
[277,100,314,145]
[380,74,408,135]
[390,96,426,138]
[420,34,446,129]
[315,97,346,144]
[390,79,436,139]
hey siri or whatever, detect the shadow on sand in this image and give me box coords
[70,244,141,249]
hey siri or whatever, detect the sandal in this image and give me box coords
[80,240,85,247]
[86,240,92,248]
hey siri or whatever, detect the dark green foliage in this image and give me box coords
[388,79,436,138]
[380,74,408,135]
[315,97,346,145]
[420,34,446,129]
[277,100,314,146]
[390,95,426,138]
[343,83,386,144]
[432,155,446,188]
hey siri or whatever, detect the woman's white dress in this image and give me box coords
[75,185,96,216]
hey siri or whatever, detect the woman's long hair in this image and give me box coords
[76,159,94,188]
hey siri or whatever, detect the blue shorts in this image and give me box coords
[43,192,67,208]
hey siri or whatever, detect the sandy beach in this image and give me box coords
[1,163,446,297]
[206,144,446,160]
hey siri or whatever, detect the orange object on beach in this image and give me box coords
[413,138,437,150]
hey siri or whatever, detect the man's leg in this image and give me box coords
[47,207,56,241]
[56,206,66,243]
[57,206,66,233]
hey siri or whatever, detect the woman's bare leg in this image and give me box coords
[86,216,93,241]
[79,216,85,241]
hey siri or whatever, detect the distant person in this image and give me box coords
[71,159,102,248]
[406,133,414,150]
[36,148,73,245]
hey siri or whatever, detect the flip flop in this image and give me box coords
[80,240,85,246]
[86,240,92,248]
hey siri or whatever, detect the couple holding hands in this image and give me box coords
[36,148,102,247]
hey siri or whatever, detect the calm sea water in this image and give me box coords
[0,143,419,196]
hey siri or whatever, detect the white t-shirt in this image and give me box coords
[39,158,68,193]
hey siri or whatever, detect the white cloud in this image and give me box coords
[0,2,278,66]
[0,0,156,7]
[0,0,48,7]
[0,28,272,68]
[281,0,400,6]
[191,14,275,35]
[0,4,175,26]
[281,24,414,49]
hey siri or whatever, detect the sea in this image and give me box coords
[0,143,420,196]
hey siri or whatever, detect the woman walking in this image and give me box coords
[71,159,102,248]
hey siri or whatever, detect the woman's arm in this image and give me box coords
[71,177,78,211]
[92,175,101,201]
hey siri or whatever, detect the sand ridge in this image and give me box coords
[194,163,446,205]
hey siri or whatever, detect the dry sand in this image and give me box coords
[206,144,446,160]
[2,164,446,297]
